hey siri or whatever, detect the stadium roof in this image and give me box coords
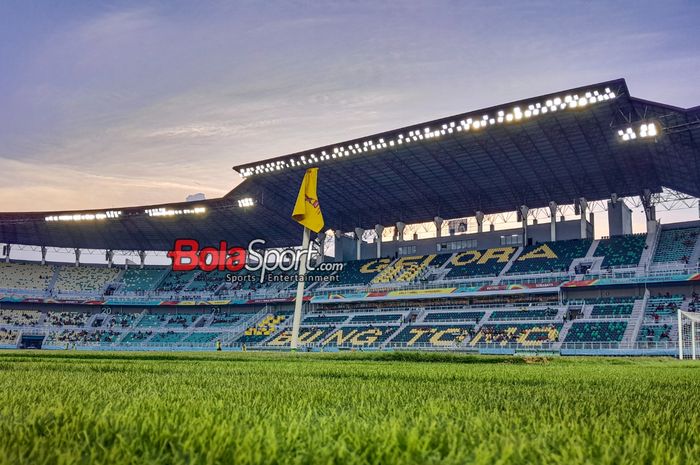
[1,78,699,251]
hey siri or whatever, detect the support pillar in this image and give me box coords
[395,222,406,242]
[475,211,484,234]
[641,189,657,235]
[519,205,529,245]
[41,246,47,265]
[139,250,146,269]
[548,202,557,241]
[74,248,81,267]
[4,244,10,263]
[578,197,588,239]
[375,224,384,258]
[433,217,444,238]
[317,232,326,264]
[106,249,114,268]
[354,228,364,260]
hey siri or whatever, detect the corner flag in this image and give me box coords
[292,168,324,233]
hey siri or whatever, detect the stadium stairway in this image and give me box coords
[584,240,600,259]
[687,233,700,267]
[621,293,649,344]
[638,225,660,270]
[494,247,524,282]
[46,268,60,295]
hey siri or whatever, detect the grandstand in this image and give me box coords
[0,78,699,357]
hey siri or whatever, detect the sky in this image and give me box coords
[1,0,699,239]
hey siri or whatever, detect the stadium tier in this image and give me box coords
[652,226,700,264]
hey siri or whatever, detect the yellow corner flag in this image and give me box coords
[292,168,324,233]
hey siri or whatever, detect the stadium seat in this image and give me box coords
[596,234,647,268]
[444,247,516,279]
[0,309,42,326]
[0,262,54,291]
[46,311,91,327]
[372,254,450,283]
[489,308,559,321]
[590,304,633,318]
[390,324,474,347]
[564,321,627,342]
[267,327,337,346]
[150,331,185,344]
[470,323,562,347]
[321,325,397,347]
[0,327,18,344]
[331,258,392,286]
[507,239,591,274]
[652,227,700,264]
[302,314,349,324]
[54,266,119,293]
[637,324,673,342]
[349,313,402,324]
[423,311,485,323]
[120,268,167,292]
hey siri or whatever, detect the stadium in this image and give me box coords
[1,78,699,358]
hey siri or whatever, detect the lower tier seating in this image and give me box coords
[637,324,673,342]
[470,323,562,347]
[390,324,474,347]
[489,308,559,321]
[590,304,634,318]
[564,321,627,342]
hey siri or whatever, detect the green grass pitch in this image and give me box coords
[0,351,698,464]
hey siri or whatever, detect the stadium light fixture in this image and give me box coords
[617,122,658,142]
[237,197,255,208]
[145,206,206,217]
[236,85,619,178]
[45,210,122,222]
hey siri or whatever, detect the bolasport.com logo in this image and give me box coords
[166,239,343,284]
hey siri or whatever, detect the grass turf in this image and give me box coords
[0,351,697,464]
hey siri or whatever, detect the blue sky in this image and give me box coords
[1,0,699,217]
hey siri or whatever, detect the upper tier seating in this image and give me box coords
[331,258,392,286]
[470,323,562,347]
[596,234,647,268]
[652,227,700,264]
[0,309,42,326]
[444,247,517,279]
[46,312,90,327]
[320,325,397,347]
[423,311,485,323]
[156,271,199,292]
[489,308,559,321]
[187,270,227,292]
[372,254,451,284]
[0,262,54,291]
[390,324,474,347]
[54,266,118,293]
[564,321,627,342]
[590,304,633,318]
[507,239,591,275]
[120,268,166,292]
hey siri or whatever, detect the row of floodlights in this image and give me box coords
[145,207,206,217]
[618,122,658,141]
[237,197,255,208]
[45,211,122,222]
[238,87,617,178]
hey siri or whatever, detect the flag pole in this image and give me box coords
[290,226,310,350]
